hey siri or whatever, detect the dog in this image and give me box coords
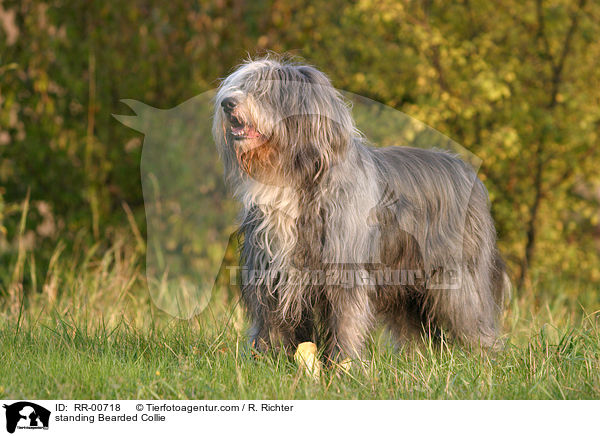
[213,56,509,360]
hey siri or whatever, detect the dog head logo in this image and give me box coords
[114,61,482,318]
[3,402,50,434]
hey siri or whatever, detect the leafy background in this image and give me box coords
[1,0,599,302]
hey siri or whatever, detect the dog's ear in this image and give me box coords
[315,113,350,159]
[285,113,350,183]
[298,66,352,161]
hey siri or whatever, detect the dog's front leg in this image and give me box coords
[248,310,314,355]
[248,317,274,353]
[247,308,288,354]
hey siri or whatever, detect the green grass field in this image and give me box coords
[1,238,599,400]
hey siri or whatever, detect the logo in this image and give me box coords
[2,402,50,434]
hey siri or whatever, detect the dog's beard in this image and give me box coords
[233,137,283,186]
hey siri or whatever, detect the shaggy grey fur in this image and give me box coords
[213,56,509,360]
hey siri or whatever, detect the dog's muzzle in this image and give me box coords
[221,97,261,140]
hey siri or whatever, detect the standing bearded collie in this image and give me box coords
[213,56,509,361]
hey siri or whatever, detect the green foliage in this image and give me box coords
[1,0,600,290]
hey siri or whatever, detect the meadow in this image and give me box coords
[1,233,598,400]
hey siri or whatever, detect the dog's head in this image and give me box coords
[213,56,355,186]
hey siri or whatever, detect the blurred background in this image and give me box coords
[1,0,599,308]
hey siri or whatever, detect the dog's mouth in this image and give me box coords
[228,115,261,140]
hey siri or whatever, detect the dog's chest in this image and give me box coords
[242,181,327,269]
[241,182,300,262]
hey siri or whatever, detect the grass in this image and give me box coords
[1,231,599,399]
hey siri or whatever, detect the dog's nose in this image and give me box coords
[221,97,236,113]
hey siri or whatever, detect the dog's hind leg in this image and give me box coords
[323,288,374,361]
[426,265,501,349]
[424,185,506,349]
[383,298,430,345]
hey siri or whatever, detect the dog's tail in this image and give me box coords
[493,251,512,310]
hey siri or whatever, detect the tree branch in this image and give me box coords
[548,0,587,109]
[518,0,588,288]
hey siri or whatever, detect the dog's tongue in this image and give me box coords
[245,127,260,138]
